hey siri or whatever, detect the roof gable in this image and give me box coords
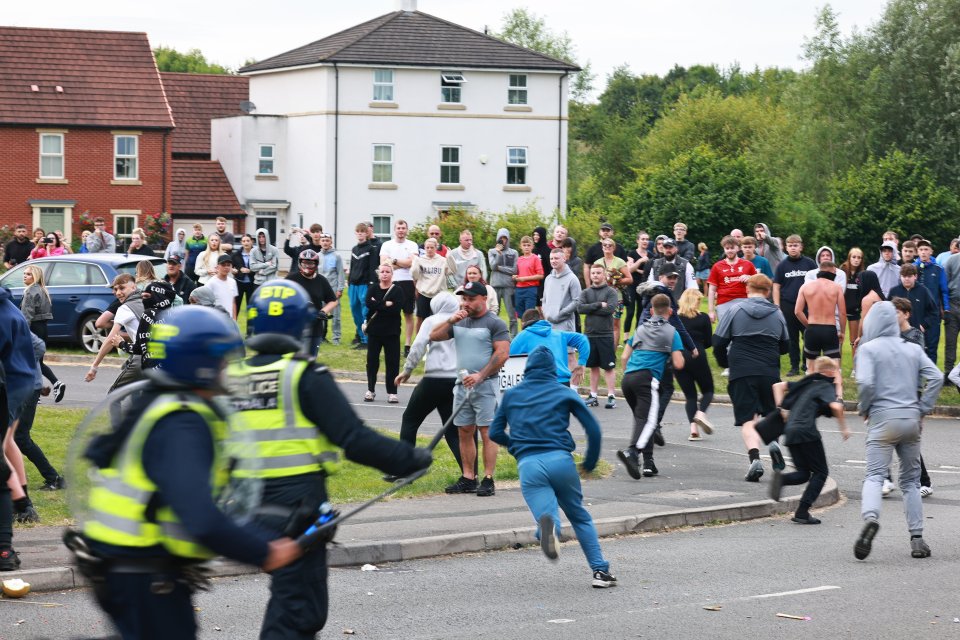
[161,72,249,155]
[0,26,174,128]
[241,11,579,74]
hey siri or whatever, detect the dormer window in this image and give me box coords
[440,71,465,103]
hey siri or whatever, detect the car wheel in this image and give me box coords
[79,314,107,354]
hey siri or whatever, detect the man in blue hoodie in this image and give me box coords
[510,310,589,386]
[0,287,37,570]
[489,345,616,589]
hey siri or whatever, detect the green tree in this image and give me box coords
[614,146,777,247]
[827,150,958,252]
[153,46,232,74]
[493,8,594,102]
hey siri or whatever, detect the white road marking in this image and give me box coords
[749,585,841,599]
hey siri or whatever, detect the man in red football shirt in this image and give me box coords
[707,235,757,324]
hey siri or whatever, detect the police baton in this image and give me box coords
[297,374,476,551]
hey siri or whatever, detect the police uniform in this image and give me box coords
[232,280,431,640]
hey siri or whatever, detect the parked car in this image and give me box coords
[0,254,165,353]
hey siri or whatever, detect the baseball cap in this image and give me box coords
[166,255,182,265]
[217,254,233,264]
[659,263,680,277]
[880,241,897,251]
[600,223,614,231]
[457,281,487,297]
[662,238,677,248]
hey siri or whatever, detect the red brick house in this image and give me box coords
[0,26,174,248]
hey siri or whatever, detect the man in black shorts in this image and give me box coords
[579,264,620,408]
[714,274,789,482]
[794,261,846,397]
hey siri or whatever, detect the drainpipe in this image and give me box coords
[557,72,566,222]
[334,63,340,247]
[162,130,169,214]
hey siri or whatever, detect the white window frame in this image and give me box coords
[507,147,528,185]
[440,146,461,185]
[372,144,394,183]
[372,215,392,239]
[373,69,394,102]
[508,74,528,105]
[114,134,139,180]
[440,71,465,103]
[112,211,140,251]
[39,133,64,179]
[258,144,275,175]
[30,202,73,244]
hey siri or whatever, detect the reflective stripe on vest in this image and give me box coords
[226,355,340,479]
[83,394,227,559]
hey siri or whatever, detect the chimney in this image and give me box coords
[396,0,416,11]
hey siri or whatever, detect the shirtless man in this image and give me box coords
[795,261,846,396]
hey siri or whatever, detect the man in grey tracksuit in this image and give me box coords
[853,301,943,561]
[488,228,518,336]
[542,248,582,332]
[319,235,346,344]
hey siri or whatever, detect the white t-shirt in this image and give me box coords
[205,276,239,317]
[114,305,141,341]
[378,239,420,282]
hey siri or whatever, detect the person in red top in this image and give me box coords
[708,235,756,323]
[513,235,545,319]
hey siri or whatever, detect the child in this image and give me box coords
[769,356,850,523]
[488,345,617,588]
[578,264,619,408]
[617,294,685,478]
[513,236,544,319]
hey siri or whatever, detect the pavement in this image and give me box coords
[7,360,841,592]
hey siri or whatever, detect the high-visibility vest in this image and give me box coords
[225,355,340,479]
[84,393,228,560]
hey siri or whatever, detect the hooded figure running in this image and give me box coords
[488,345,617,589]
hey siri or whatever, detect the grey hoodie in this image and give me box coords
[164,228,187,262]
[487,228,518,289]
[542,264,582,331]
[867,248,901,298]
[250,227,280,285]
[803,245,847,287]
[755,223,784,271]
[713,295,788,381]
[402,293,460,378]
[578,282,618,337]
[320,245,345,293]
[856,301,942,421]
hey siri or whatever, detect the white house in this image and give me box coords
[212,0,579,254]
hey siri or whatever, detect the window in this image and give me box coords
[507,147,527,185]
[114,135,138,180]
[113,213,138,251]
[440,146,461,184]
[372,216,392,239]
[508,74,528,105]
[373,69,394,101]
[440,71,465,103]
[39,133,64,178]
[47,261,90,286]
[259,144,275,175]
[372,144,394,183]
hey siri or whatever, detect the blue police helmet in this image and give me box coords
[247,279,312,338]
[146,306,244,388]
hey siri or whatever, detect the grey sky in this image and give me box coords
[7,1,886,87]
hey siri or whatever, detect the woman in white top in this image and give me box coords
[194,233,224,284]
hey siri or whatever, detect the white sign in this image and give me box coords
[498,355,528,392]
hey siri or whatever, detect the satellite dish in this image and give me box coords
[240,101,257,114]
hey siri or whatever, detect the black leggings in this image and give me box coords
[622,287,641,334]
[674,352,715,422]
[399,376,474,473]
[235,280,257,315]
[783,440,829,515]
[366,333,400,394]
[0,385,12,549]
[13,389,59,483]
[29,321,59,385]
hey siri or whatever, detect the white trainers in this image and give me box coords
[721,368,730,377]
[693,410,713,434]
[882,479,895,496]
[920,486,933,498]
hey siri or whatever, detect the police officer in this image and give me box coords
[227,279,433,639]
[73,306,303,639]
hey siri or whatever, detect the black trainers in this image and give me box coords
[786,368,801,377]
[39,475,66,491]
[444,476,479,494]
[745,459,764,482]
[403,345,411,358]
[605,395,616,409]
[584,394,599,407]
[854,520,880,560]
[791,514,821,525]
[353,343,368,350]
[538,514,558,561]
[15,505,39,524]
[617,448,642,480]
[592,569,618,588]
[768,442,786,471]
[352,335,361,345]
[382,474,400,483]
[642,459,658,477]
[653,427,665,447]
[476,475,496,497]
[0,548,21,571]
[769,470,783,502]
[53,381,66,403]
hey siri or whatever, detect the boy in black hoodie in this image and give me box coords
[349,222,380,348]
[769,357,850,523]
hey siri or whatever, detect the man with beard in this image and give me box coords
[647,238,697,302]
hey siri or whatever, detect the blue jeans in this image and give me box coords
[517,450,609,572]
[348,284,368,343]
[514,287,538,321]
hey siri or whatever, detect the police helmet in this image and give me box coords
[298,249,320,277]
[247,279,312,338]
[146,306,243,388]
